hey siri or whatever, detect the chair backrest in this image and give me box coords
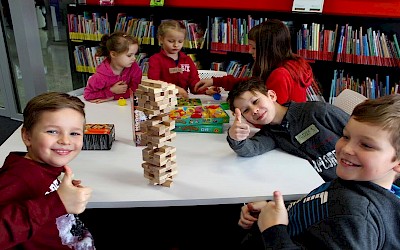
[333,89,367,114]
[198,70,227,80]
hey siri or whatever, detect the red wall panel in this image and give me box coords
[86,0,400,18]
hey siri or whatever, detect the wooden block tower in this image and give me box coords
[135,79,178,187]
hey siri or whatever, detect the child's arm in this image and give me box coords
[258,192,298,249]
[0,194,67,248]
[227,109,276,157]
[127,63,142,93]
[194,78,214,93]
[175,85,189,98]
[186,58,202,94]
[84,74,115,101]
[147,55,162,80]
[109,80,128,95]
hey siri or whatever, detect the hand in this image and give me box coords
[228,108,250,141]
[257,191,289,233]
[238,201,267,229]
[88,97,114,104]
[176,86,189,98]
[57,165,92,215]
[205,86,221,96]
[194,79,213,93]
[110,80,128,94]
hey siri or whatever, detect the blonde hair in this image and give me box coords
[156,20,186,40]
[352,94,400,160]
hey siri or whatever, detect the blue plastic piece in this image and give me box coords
[213,93,221,100]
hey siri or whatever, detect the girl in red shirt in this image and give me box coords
[148,20,204,98]
[195,19,315,104]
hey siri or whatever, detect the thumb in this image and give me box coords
[234,108,242,124]
[62,165,74,184]
[273,190,285,209]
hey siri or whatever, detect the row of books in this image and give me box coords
[210,16,293,53]
[210,16,266,53]
[297,23,337,61]
[113,14,155,45]
[69,11,207,48]
[225,60,252,78]
[296,22,400,67]
[73,46,150,75]
[336,25,400,67]
[180,20,207,49]
[329,69,399,103]
[73,45,104,73]
[67,12,110,41]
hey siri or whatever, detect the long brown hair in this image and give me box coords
[96,31,138,58]
[251,19,311,84]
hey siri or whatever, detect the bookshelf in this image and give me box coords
[67,3,400,99]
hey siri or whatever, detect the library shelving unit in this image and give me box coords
[67,1,400,99]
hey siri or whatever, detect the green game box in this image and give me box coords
[169,104,230,125]
[174,123,224,134]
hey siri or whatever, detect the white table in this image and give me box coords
[0,96,323,208]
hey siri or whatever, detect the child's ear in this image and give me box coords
[110,51,117,58]
[21,127,32,147]
[393,159,400,174]
[267,90,277,101]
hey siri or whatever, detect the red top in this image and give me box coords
[0,152,95,249]
[213,59,313,104]
[147,49,201,93]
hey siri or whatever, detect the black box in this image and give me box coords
[83,124,115,150]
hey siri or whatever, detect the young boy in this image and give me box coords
[242,94,400,249]
[0,92,95,249]
[227,77,349,181]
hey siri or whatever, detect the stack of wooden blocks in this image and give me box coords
[135,79,178,187]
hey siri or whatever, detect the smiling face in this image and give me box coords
[233,90,278,125]
[22,108,85,168]
[335,118,400,188]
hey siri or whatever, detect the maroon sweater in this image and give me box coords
[0,152,95,249]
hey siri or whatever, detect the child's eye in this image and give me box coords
[361,143,373,149]
[46,130,58,134]
[341,135,349,140]
[252,99,258,105]
[70,132,82,136]
[242,109,248,114]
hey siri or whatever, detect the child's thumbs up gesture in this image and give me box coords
[257,191,289,232]
[228,108,251,141]
[57,165,92,215]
